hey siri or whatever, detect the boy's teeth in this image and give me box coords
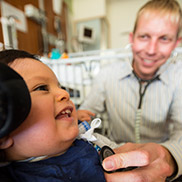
[65,109,71,114]
[61,109,71,115]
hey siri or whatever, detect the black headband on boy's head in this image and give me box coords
[0,63,31,138]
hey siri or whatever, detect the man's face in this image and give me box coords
[130,12,181,80]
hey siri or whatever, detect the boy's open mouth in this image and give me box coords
[56,106,73,119]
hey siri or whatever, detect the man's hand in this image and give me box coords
[77,110,95,121]
[103,143,176,182]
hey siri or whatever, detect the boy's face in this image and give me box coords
[129,12,181,80]
[6,58,79,161]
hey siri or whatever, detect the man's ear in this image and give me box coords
[129,32,134,44]
[175,36,182,48]
[0,136,13,149]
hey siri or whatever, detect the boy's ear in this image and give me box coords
[0,136,13,149]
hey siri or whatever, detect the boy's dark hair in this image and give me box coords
[0,49,40,65]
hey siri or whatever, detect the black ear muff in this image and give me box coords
[0,63,31,138]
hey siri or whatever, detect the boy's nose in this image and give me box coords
[56,89,70,102]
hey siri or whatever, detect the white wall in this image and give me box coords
[73,0,106,21]
[106,0,148,48]
[71,0,182,50]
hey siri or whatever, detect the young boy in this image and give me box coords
[0,49,113,182]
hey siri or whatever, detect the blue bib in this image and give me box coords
[7,139,106,182]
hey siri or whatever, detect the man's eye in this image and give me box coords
[34,85,48,91]
[162,36,167,40]
[139,35,148,40]
[160,36,170,42]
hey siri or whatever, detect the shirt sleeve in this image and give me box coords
[79,67,107,113]
[161,69,182,180]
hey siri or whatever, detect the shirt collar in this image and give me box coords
[116,56,133,80]
[116,56,172,85]
[156,57,173,85]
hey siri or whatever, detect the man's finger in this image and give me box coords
[102,150,149,171]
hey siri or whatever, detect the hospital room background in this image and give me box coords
[0,0,182,137]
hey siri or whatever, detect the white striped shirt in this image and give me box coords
[79,57,182,178]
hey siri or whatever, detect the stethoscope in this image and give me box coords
[133,71,160,110]
[132,71,160,143]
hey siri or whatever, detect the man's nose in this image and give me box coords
[146,39,158,55]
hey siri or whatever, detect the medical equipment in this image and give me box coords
[1,16,18,49]
[78,24,95,44]
[100,145,137,173]
[133,71,160,143]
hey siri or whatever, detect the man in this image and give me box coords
[78,0,182,181]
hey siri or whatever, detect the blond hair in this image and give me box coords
[133,0,182,38]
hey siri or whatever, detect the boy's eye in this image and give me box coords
[58,82,62,88]
[60,85,66,90]
[34,85,48,91]
[58,82,66,90]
